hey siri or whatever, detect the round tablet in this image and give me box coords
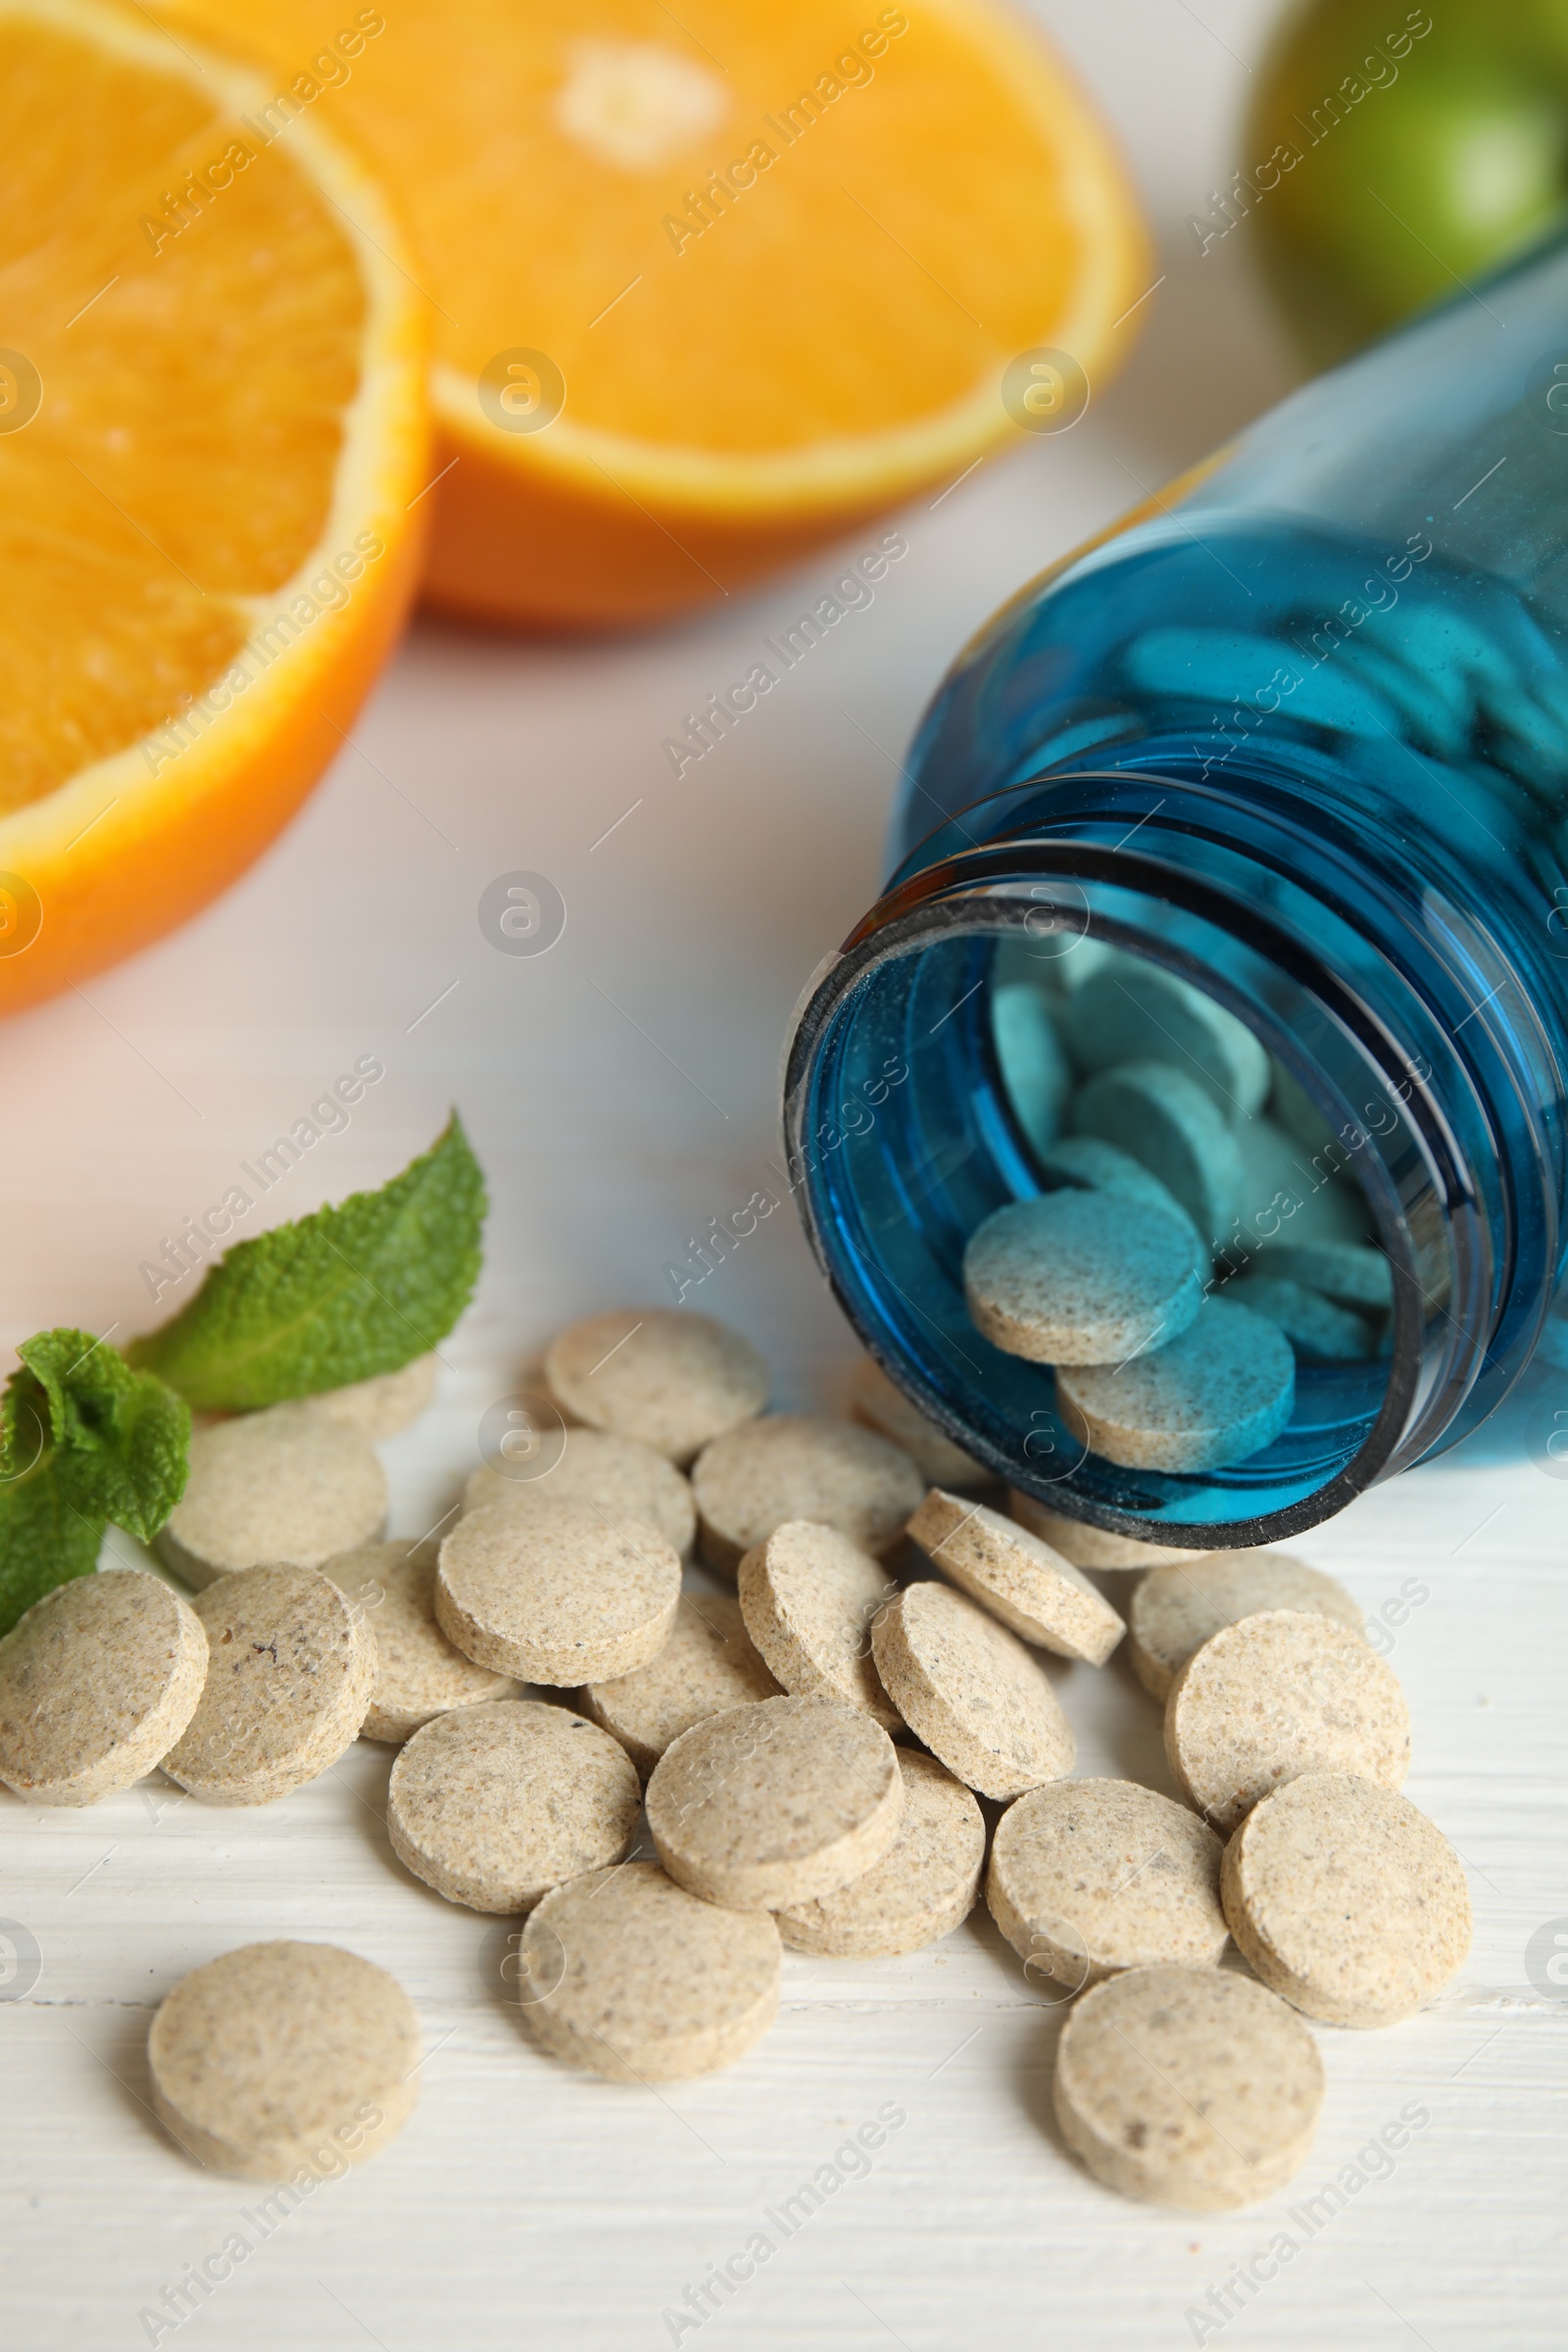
[327,1540,519,1744]
[987,1780,1226,1987]
[963,1191,1201,1366]
[869,1582,1074,1800]
[691,1415,924,1578]
[518,1862,781,2081]
[1006,1492,1209,1571]
[1165,1609,1410,1835]
[775,1750,984,1958]
[1129,1549,1364,1701]
[580,1592,781,1780]
[1071,1058,1244,1247]
[148,1941,419,2180]
[301,1352,437,1441]
[1054,1964,1324,2210]
[1059,957,1270,1118]
[434,1497,680,1684]
[646,1693,904,1912]
[157,1407,387,1590]
[736,1520,902,1732]
[387,1699,640,1914]
[1220,1772,1472,2029]
[464,1427,696,1560]
[851,1357,990,1489]
[1038,1135,1203,1259]
[908,1490,1125,1665]
[544,1307,768,1465]
[1225,1274,1370,1361]
[1055,1297,1296,1473]
[161,1565,375,1805]
[0,1569,207,1807]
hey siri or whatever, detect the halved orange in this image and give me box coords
[152,0,1151,628]
[0,0,427,1017]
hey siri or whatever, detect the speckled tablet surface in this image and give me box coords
[387,1699,640,1914]
[157,1408,387,1589]
[1165,1608,1410,1834]
[963,1190,1201,1366]
[736,1520,902,1730]
[519,1862,781,2081]
[148,1940,419,2180]
[907,1490,1124,1664]
[1071,1058,1244,1247]
[1056,1297,1296,1473]
[691,1415,923,1578]
[1006,1492,1208,1571]
[1221,1771,1471,2028]
[1129,1549,1363,1701]
[301,1353,437,1441]
[327,1540,519,1743]
[544,1308,767,1464]
[1054,1964,1324,2210]
[464,1427,696,1559]
[580,1592,780,1779]
[775,1749,984,1958]
[434,1496,680,1684]
[0,1569,207,1806]
[645,1692,903,1912]
[869,1582,1074,1801]
[161,1564,375,1805]
[987,1779,1226,1987]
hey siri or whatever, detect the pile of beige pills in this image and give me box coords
[0,1302,1470,2217]
[977,942,1396,1477]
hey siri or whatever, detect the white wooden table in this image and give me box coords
[4,6,1564,2346]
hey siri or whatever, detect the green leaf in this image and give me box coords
[0,1331,191,1636]
[127,1114,487,1411]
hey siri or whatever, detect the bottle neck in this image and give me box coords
[785,764,1556,1542]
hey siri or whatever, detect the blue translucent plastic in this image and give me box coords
[784,232,1568,1546]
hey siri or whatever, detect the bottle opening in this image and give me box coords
[782,833,1506,1548]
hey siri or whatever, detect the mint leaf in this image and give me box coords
[127,1114,487,1410]
[0,1331,191,1635]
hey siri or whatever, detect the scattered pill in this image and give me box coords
[301,1352,437,1441]
[434,1496,680,1684]
[579,1592,781,1779]
[545,1307,768,1465]
[737,1519,902,1731]
[1039,1134,1203,1259]
[691,1413,924,1578]
[158,1407,387,1590]
[1055,1297,1296,1473]
[1059,956,1269,1118]
[869,1581,1074,1800]
[161,1565,375,1806]
[1223,1273,1370,1359]
[851,1355,991,1489]
[963,1190,1201,1365]
[1128,1548,1364,1701]
[1054,1963,1324,2210]
[148,1940,419,2180]
[1165,1609,1410,1834]
[327,1539,519,1743]
[1005,1491,1209,1570]
[1220,1771,1472,2029]
[907,1489,1124,1664]
[993,978,1073,1153]
[518,1861,780,2081]
[0,1569,207,1807]
[1260,1240,1393,1311]
[987,1780,1227,1986]
[387,1698,640,1914]
[646,1692,904,1913]
[775,1749,984,1958]
[1072,1059,1243,1246]
[464,1426,697,1559]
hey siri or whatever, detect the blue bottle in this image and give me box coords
[784,230,1568,1546]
